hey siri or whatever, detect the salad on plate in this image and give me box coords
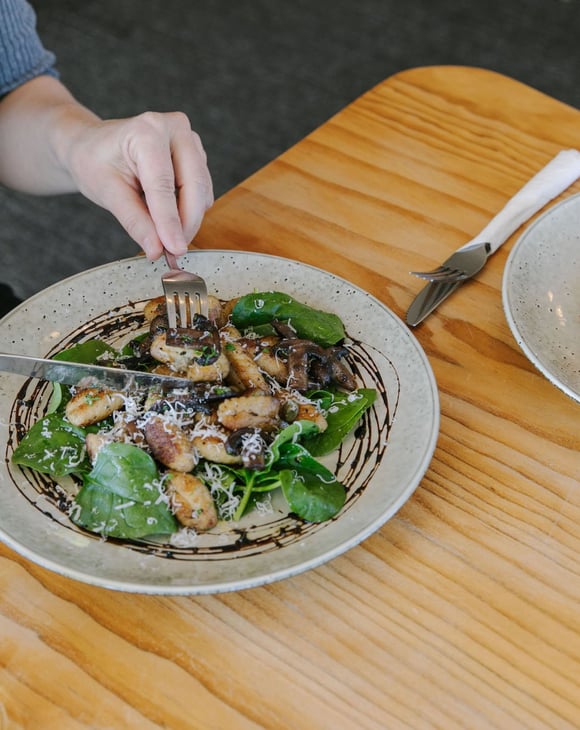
[11,290,376,544]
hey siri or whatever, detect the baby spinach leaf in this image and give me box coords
[303,388,377,456]
[266,420,320,465]
[46,382,66,414]
[230,469,261,521]
[232,291,346,347]
[82,442,160,502]
[209,464,286,521]
[277,443,346,522]
[11,413,89,478]
[51,339,117,364]
[72,442,177,538]
[74,481,177,539]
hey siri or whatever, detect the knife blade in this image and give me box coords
[406,278,463,327]
[0,352,194,392]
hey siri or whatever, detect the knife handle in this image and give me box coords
[471,149,580,254]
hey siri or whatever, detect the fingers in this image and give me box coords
[102,178,166,259]
[65,111,213,259]
[124,112,213,256]
[172,126,214,243]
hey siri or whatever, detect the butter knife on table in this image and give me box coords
[406,149,580,326]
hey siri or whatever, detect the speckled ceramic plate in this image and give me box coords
[0,251,439,594]
[503,194,580,403]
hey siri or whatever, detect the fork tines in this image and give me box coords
[164,281,205,329]
[162,252,208,331]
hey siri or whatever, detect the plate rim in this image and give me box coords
[502,194,580,403]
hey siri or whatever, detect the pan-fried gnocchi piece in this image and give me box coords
[85,432,108,463]
[243,336,289,383]
[143,296,166,322]
[150,333,230,382]
[65,388,125,427]
[185,352,230,383]
[144,415,196,473]
[149,333,201,372]
[294,402,328,432]
[217,394,280,431]
[192,433,242,465]
[221,325,269,392]
[166,471,218,531]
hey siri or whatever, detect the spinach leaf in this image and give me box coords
[52,339,117,364]
[46,382,66,414]
[277,444,346,522]
[266,420,320,465]
[302,388,377,456]
[240,421,345,522]
[72,442,177,539]
[231,291,345,347]
[11,413,89,477]
[232,469,275,520]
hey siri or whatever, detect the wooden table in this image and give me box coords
[1,66,579,729]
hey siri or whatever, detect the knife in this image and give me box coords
[0,352,194,392]
[406,279,462,327]
[406,148,580,327]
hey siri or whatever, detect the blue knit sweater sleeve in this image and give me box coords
[0,0,58,97]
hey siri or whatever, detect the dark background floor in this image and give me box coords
[3,0,580,305]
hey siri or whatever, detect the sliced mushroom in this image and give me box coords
[271,319,298,339]
[226,427,267,469]
[326,346,357,391]
[273,327,357,392]
[275,339,326,392]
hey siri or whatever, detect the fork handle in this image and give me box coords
[164,251,180,271]
[464,149,580,254]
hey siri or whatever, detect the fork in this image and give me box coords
[410,242,491,282]
[162,251,208,330]
[409,149,580,283]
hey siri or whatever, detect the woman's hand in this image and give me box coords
[0,76,213,258]
[63,111,214,259]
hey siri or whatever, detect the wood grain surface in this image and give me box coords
[1,66,579,729]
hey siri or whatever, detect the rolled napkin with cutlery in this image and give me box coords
[406,149,580,326]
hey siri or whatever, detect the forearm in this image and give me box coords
[0,74,99,194]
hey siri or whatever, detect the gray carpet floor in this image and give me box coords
[3,0,580,305]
